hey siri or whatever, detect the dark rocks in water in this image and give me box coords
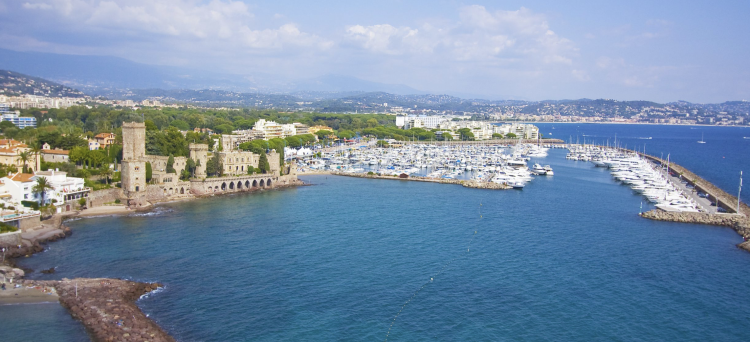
[41,267,56,274]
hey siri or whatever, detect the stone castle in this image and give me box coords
[114,122,298,207]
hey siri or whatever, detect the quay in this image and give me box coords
[400,138,564,145]
[331,171,512,190]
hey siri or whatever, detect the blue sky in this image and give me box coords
[1,0,749,102]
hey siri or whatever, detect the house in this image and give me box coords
[41,148,70,163]
[88,139,100,150]
[1,171,89,211]
[33,170,89,209]
[0,140,39,172]
[94,133,116,149]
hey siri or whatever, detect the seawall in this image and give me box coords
[401,138,564,145]
[331,172,511,189]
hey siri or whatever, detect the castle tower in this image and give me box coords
[122,122,146,160]
[121,122,146,197]
[189,143,208,178]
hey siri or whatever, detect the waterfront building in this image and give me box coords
[396,115,451,129]
[32,170,89,208]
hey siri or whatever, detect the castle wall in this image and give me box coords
[220,151,259,176]
[144,155,187,178]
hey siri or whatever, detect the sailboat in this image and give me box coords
[698,133,706,144]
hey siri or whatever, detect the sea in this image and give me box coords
[2,123,750,341]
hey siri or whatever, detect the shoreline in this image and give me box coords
[0,179,307,341]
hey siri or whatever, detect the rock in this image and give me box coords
[41,267,56,274]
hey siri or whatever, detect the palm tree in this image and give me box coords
[99,165,113,185]
[16,151,30,174]
[29,143,42,172]
[32,177,54,206]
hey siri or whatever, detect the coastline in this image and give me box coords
[0,177,309,342]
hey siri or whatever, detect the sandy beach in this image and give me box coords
[0,284,59,305]
[76,205,133,217]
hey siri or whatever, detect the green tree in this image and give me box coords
[145,162,153,183]
[17,151,30,173]
[258,152,270,174]
[69,146,87,168]
[315,130,333,140]
[247,165,255,174]
[441,132,454,141]
[376,140,389,148]
[99,165,113,185]
[145,120,158,131]
[492,133,504,139]
[456,128,475,141]
[166,154,176,173]
[170,119,190,131]
[32,176,54,205]
[185,158,196,178]
[206,153,223,177]
[505,133,517,139]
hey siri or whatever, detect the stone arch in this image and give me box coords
[169,188,173,194]
[214,186,219,192]
[245,180,250,188]
[180,187,184,194]
[267,179,272,187]
[259,179,265,187]
[221,182,227,191]
[237,181,243,190]
[229,182,235,190]
[163,188,167,194]
[252,180,258,188]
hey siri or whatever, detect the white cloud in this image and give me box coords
[345,5,576,65]
[19,0,331,51]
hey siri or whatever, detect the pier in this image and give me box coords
[570,144,750,251]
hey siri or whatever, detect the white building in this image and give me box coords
[1,171,89,207]
[0,104,36,128]
[396,115,451,129]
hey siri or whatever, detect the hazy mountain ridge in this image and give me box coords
[0,69,86,98]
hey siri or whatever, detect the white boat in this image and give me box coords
[543,165,554,176]
[698,133,706,144]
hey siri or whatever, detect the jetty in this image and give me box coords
[331,171,512,189]
[568,144,749,251]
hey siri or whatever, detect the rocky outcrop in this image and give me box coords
[53,278,175,342]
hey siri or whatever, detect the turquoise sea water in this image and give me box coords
[2,124,750,341]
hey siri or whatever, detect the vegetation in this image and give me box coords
[0,222,18,233]
[145,162,153,183]
[258,152,270,174]
[32,176,54,205]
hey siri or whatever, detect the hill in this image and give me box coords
[0,69,85,98]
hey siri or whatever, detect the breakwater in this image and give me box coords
[401,138,564,145]
[331,172,511,189]
[640,210,750,251]
[28,278,174,342]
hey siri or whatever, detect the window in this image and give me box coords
[135,167,140,171]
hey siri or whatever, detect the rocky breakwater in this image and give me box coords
[462,180,511,190]
[640,209,750,252]
[1,225,72,259]
[54,278,175,342]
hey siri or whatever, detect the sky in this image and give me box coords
[1,0,749,103]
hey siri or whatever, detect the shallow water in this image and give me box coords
[4,148,750,341]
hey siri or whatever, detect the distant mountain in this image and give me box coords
[289,75,423,95]
[0,49,424,95]
[0,69,85,98]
